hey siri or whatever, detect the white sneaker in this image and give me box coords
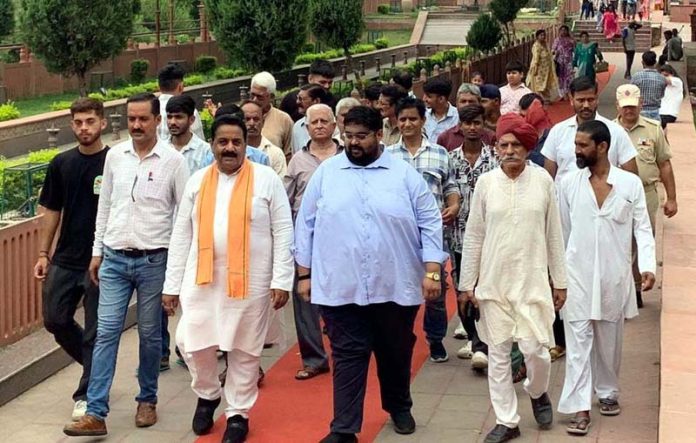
[453,322,468,340]
[456,341,473,359]
[471,351,489,370]
[72,400,87,421]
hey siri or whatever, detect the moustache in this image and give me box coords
[220,151,238,158]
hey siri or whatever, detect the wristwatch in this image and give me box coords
[424,272,441,282]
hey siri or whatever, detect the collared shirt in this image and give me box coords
[169,133,212,174]
[92,139,189,256]
[659,76,684,117]
[559,166,655,322]
[436,125,497,152]
[292,117,341,154]
[614,116,672,187]
[631,69,666,112]
[382,118,401,146]
[541,113,637,185]
[157,94,205,141]
[257,136,287,177]
[500,83,532,115]
[424,104,459,144]
[386,136,460,209]
[294,151,448,307]
[203,145,270,167]
[262,106,294,156]
[284,141,342,219]
[448,145,498,253]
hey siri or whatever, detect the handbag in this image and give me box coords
[595,60,609,73]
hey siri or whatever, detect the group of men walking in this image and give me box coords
[33,53,677,443]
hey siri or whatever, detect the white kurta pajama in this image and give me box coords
[460,166,567,428]
[163,162,294,418]
[557,166,655,414]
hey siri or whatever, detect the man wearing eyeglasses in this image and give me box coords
[64,92,189,437]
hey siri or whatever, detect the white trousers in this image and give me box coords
[181,345,261,419]
[558,319,623,414]
[488,338,551,427]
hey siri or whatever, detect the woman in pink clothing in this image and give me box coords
[603,5,620,42]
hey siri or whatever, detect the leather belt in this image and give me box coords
[113,248,167,258]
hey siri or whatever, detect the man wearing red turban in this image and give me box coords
[459,111,568,443]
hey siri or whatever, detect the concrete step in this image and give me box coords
[420,19,472,46]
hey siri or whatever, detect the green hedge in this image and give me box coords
[0,149,59,215]
[295,43,379,64]
[0,102,20,121]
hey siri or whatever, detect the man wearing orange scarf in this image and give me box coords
[162,114,294,443]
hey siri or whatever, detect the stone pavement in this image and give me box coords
[0,27,679,443]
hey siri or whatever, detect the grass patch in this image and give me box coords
[363,30,413,46]
[13,92,81,118]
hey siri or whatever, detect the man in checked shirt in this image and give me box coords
[631,51,667,121]
[386,97,461,364]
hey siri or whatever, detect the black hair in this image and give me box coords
[535,29,546,38]
[127,92,160,116]
[470,71,483,80]
[300,83,329,103]
[423,77,452,98]
[672,28,679,35]
[505,60,526,74]
[577,120,611,147]
[559,25,570,33]
[380,84,408,105]
[519,92,544,111]
[165,95,195,117]
[579,31,589,38]
[215,103,243,119]
[343,106,383,132]
[158,64,185,92]
[569,76,598,95]
[211,114,247,141]
[309,60,335,79]
[364,82,383,101]
[664,30,673,39]
[395,97,426,119]
[642,50,657,67]
[391,71,413,91]
[458,104,485,123]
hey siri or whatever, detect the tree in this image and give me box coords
[204,0,309,73]
[0,0,14,39]
[309,0,363,67]
[20,0,135,96]
[489,0,528,46]
[466,14,502,54]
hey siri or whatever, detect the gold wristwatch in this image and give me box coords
[425,272,441,282]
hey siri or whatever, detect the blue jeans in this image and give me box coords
[86,246,167,420]
[423,266,448,344]
[641,109,660,121]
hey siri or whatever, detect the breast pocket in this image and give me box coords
[637,144,656,164]
[610,197,633,224]
[142,176,170,201]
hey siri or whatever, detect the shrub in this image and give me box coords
[467,14,503,53]
[0,102,20,121]
[175,34,192,45]
[50,101,73,112]
[374,38,389,49]
[294,43,377,65]
[195,55,217,74]
[183,74,205,87]
[377,4,390,14]
[130,59,150,84]
[0,148,59,215]
[212,66,246,80]
[200,108,213,141]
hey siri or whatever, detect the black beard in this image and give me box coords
[345,147,380,166]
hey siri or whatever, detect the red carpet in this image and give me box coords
[197,287,458,443]
[546,64,616,124]
[197,64,617,443]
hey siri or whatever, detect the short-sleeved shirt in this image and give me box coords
[169,133,211,174]
[500,83,532,115]
[614,116,672,187]
[424,104,459,144]
[382,118,401,147]
[39,146,109,270]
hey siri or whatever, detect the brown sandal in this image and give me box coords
[599,399,621,416]
[566,415,591,435]
[295,366,329,380]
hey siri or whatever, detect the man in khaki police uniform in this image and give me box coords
[614,84,677,307]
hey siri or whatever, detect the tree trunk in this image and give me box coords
[78,72,88,97]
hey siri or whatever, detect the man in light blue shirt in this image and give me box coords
[423,77,459,144]
[294,106,447,443]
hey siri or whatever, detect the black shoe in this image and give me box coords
[391,410,416,434]
[636,290,644,308]
[257,367,265,387]
[192,397,221,435]
[319,432,357,443]
[160,356,170,372]
[530,392,553,429]
[222,415,249,443]
[429,341,449,363]
[484,424,520,443]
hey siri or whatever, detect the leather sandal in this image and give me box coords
[566,415,591,435]
[599,398,621,416]
[295,366,330,380]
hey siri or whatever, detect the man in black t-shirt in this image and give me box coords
[34,98,109,422]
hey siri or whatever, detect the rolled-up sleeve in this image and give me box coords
[409,169,447,263]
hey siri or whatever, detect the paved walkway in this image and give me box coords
[0,23,686,443]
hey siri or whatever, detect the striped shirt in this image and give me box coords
[386,137,459,209]
[169,133,212,174]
